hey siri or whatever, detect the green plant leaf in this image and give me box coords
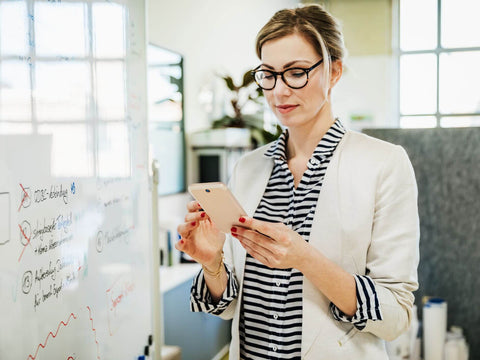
[222,76,236,91]
[211,115,236,128]
[242,114,264,128]
[241,70,254,87]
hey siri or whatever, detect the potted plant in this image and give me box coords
[211,69,282,148]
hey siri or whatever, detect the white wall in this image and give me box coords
[333,54,398,131]
[147,0,299,134]
[328,0,398,130]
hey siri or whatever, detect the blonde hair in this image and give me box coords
[255,4,346,96]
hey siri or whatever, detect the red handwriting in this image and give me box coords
[106,277,136,335]
[18,223,32,262]
[107,281,135,311]
[27,313,77,360]
[86,306,101,360]
[18,183,29,211]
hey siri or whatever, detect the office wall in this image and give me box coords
[328,0,393,56]
[148,0,299,135]
[333,54,397,130]
[327,0,398,130]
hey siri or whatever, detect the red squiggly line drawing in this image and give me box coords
[18,224,32,262]
[27,313,77,360]
[18,183,29,211]
[86,306,101,359]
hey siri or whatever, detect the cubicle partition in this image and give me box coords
[363,127,480,359]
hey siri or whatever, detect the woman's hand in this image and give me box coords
[175,201,226,269]
[231,216,309,269]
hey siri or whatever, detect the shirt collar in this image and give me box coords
[264,128,289,162]
[264,119,346,165]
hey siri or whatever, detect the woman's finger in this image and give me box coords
[184,211,208,223]
[234,233,272,266]
[174,237,186,251]
[177,220,198,238]
[186,200,202,212]
[231,225,275,250]
[232,230,274,257]
[238,216,283,241]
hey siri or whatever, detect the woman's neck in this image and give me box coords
[286,105,336,161]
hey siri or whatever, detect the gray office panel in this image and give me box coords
[362,127,480,359]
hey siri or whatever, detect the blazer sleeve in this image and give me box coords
[361,145,420,341]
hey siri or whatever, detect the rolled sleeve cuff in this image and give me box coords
[330,275,383,330]
[190,264,238,316]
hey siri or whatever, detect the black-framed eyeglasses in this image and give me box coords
[251,59,323,90]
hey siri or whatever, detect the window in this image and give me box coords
[397,0,480,128]
[0,0,129,177]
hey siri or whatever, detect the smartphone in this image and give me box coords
[188,182,247,233]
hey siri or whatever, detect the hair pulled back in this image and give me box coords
[255,4,346,64]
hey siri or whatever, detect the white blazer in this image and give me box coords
[219,130,420,359]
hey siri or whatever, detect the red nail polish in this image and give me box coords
[180,240,184,244]
[239,217,246,223]
[191,221,196,226]
[201,212,206,218]
[231,226,237,233]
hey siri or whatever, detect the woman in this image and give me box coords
[176,4,419,359]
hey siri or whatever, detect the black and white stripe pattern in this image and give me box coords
[191,119,382,358]
[190,264,238,315]
[330,274,382,330]
[239,120,347,359]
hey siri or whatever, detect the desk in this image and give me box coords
[160,263,202,293]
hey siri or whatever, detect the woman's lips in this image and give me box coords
[276,104,299,114]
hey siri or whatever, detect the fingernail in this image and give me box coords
[201,212,206,218]
[231,226,237,233]
[191,221,196,226]
[180,240,184,244]
[197,202,202,207]
[239,217,246,223]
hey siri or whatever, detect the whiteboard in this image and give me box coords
[0,0,153,359]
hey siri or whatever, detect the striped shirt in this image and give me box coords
[191,119,382,359]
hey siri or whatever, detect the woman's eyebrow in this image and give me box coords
[260,60,311,70]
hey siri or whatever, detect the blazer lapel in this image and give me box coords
[301,131,350,358]
[233,150,274,218]
[231,150,274,280]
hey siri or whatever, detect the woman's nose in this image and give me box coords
[273,76,292,96]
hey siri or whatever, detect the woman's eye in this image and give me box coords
[289,71,305,78]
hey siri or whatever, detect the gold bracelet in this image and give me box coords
[202,252,225,278]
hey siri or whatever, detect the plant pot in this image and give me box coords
[190,128,251,148]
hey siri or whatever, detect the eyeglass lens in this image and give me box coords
[254,68,308,90]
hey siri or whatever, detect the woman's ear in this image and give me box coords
[330,60,343,88]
